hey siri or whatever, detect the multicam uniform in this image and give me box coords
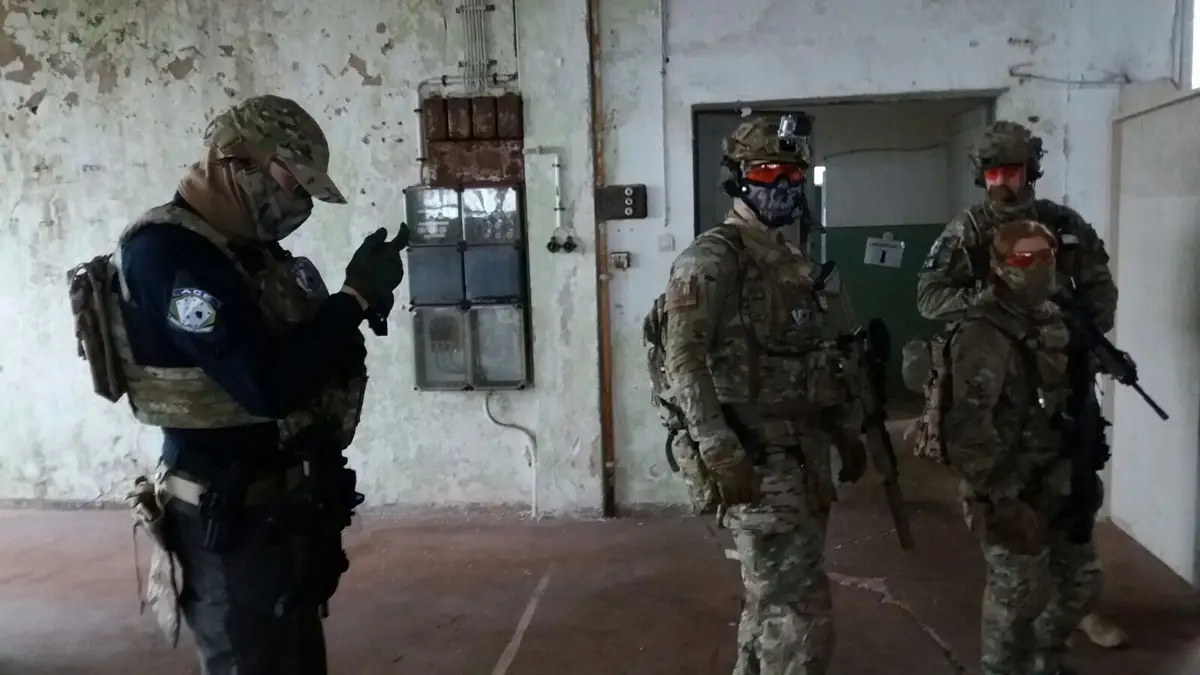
[661,116,864,675]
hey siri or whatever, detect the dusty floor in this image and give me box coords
[0,450,1197,675]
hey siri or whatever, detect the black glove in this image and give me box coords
[344,224,410,307]
[365,293,395,336]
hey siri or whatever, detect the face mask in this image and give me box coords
[994,251,1057,305]
[234,166,314,242]
[742,183,802,228]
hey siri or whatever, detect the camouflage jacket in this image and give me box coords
[916,198,1118,333]
[942,294,1072,504]
[661,202,845,471]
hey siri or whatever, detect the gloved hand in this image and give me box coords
[344,224,410,307]
[712,458,761,507]
[700,435,761,508]
[976,498,1045,555]
[836,433,867,483]
[365,292,395,337]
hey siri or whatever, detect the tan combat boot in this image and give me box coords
[1077,612,1130,648]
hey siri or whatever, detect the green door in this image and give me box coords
[823,224,945,402]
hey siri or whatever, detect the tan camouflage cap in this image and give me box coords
[973,120,1043,168]
[723,116,811,167]
[204,94,346,204]
[991,219,1056,259]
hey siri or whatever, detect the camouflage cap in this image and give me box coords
[972,120,1044,168]
[204,94,346,204]
[723,116,811,167]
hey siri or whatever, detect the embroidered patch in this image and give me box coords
[921,230,959,271]
[664,277,699,310]
[290,257,328,299]
[792,306,812,326]
[168,288,219,334]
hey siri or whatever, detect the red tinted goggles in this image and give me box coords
[983,165,1024,185]
[1003,249,1054,268]
[744,163,805,185]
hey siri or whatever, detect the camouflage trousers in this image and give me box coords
[979,529,1103,675]
[165,498,329,675]
[727,449,835,675]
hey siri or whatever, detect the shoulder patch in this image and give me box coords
[664,277,699,310]
[168,288,220,334]
[921,226,961,271]
[290,256,328,299]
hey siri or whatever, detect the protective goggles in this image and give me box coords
[983,165,1025,185]
[1003,249,1054,268]
[743,163,805,185]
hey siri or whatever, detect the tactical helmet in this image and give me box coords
[205,95,346,204]
[971,120,1044,187]
[722,115,811,167]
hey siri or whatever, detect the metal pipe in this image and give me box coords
[510,0,521,73]
[586,0,616,518]
[523,146,564,236]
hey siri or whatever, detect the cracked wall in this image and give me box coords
[599,0,1184,508]
[0,0,601,515]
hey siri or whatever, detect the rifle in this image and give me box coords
[1053,294,1168,544]
[838,318,915,551]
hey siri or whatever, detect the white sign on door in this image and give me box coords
[864,233,905,268]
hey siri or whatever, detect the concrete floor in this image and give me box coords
[1,450,1198,674]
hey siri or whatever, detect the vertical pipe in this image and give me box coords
[587,0,616,518]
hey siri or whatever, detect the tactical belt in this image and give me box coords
[161,467,304,507]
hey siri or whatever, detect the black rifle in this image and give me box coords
[1053,294,1168,544]
[839,318,915,551]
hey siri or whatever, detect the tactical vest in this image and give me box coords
[705,221,847,415]
[644,221,849,511]
[68,204,367,451]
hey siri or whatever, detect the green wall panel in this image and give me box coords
[822,223,945,402]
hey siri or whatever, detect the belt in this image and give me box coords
[160,466,304,506]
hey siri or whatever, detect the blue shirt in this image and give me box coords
[118,196,366,479]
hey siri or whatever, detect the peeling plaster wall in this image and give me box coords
[600,0,1183,508]
[0,0,1187,516]
[0,0,601,515]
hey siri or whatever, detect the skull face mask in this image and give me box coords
[740,161,805,228]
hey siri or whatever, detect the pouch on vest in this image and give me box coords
[128,475,182,647]
[804,346,851,408]
[901,337,932,394]
[910,331,955,465]
[68,255,126,403]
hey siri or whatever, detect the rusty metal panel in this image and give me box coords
[496,94,523,140]
[470,97,497,139]
[427,140,525,187]
[422,97,448,141]
[446,98,472,140]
